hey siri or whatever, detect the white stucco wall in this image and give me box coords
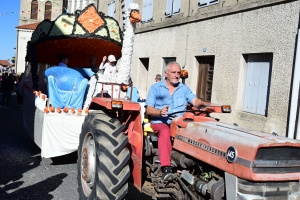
[16,29,34,74]
[131,1,300,136]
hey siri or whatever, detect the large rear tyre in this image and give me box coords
[77,110,130,200]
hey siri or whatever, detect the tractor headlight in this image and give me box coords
[222,105,231,113]
[111,100,123,109]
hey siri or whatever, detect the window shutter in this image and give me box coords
[243,59,256,113]
[243,54,271,115]
[142,0,148,22]
[172,0,180,15]
[44,1,52,20]
[165,0,172,17]
[256,59,270,115]
[111,1,115,17]
[147,0,153,21]
[108,1,115,17]
[31,0,38,20]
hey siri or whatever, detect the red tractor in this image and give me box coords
[78,80,300,200]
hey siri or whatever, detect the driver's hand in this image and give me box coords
[160,106,169,117]
[103,56,107,61]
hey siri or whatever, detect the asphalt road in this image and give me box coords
[0,94,152,200]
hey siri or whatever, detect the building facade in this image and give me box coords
[97,0,300,137]
[16,0,300,137]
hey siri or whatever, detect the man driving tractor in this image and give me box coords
[145,61,206,182]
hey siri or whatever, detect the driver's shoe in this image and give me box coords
[161,166,174,182]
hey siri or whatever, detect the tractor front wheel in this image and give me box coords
[77,110,130,200]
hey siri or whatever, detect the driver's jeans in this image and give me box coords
[150,123,171,167]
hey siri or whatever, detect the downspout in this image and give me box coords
[15,28,19,74]
[288,27,300,139]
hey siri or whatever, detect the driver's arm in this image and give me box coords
[191,97,206,108]
[146,106,168,117]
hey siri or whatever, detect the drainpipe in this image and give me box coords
[288,27,300,139]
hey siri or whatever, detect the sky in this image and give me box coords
[0,0,20,62]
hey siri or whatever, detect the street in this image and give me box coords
[0,94,152,200]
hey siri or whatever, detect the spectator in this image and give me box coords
[155,74,161,82]
[99,55,117,78]
[57,53,69,67]
[1,73,15,108]
[16,73,24,108]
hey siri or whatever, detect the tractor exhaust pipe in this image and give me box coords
[171,151,195,168]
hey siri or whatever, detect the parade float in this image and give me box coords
[23,3,141,158]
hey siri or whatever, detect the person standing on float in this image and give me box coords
[99,55,117,79]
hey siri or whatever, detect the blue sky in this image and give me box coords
[0,0,20,62]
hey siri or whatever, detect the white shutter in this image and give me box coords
[243,59,254,113]
[165,0,173,17]
[256,59,270,115]
[111,1,115,17]
[172,0,180,15]
[243,54,271,115]
[142,0,148,22]
[147,0,153,21]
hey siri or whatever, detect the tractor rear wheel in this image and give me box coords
[77,110,130,200]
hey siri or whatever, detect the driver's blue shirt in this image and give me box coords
[145,80,196,124]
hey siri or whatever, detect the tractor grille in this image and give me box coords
[238,178,300,200]
[252,147,300,173]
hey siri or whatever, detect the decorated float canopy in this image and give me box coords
[27,4,123,68]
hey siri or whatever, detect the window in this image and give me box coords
[162,57,176,79]
[108,1,115,17]
[44,1,52,20]
[142,0,153,22]
[165,0,180,17]
[196,56,215,102]
[62,0,68,13]
[243,54,272,116]
[198,0,219,8]
[31,0,38,20]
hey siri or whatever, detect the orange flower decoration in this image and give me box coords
[44,107,49,114]
[78,108,82,113]
[49,106,55,112]
[56,107,61,113]
[70,107,75,114]
[63,107,69,113]
[84,109,89,114]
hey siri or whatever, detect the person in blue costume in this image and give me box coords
[57,53,69,67]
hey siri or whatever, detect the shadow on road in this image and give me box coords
[0,173,68,199]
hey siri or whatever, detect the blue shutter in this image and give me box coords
[165,0,172,17]
[108,2,112,16]
[172,0,180,15]
[111,1,115,17]
[147,0,153,21]
[142,0,148,22]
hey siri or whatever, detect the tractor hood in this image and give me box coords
[171,117,300,181]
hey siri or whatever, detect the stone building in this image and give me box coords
[95,0,300,138]
[16,0,300,138]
